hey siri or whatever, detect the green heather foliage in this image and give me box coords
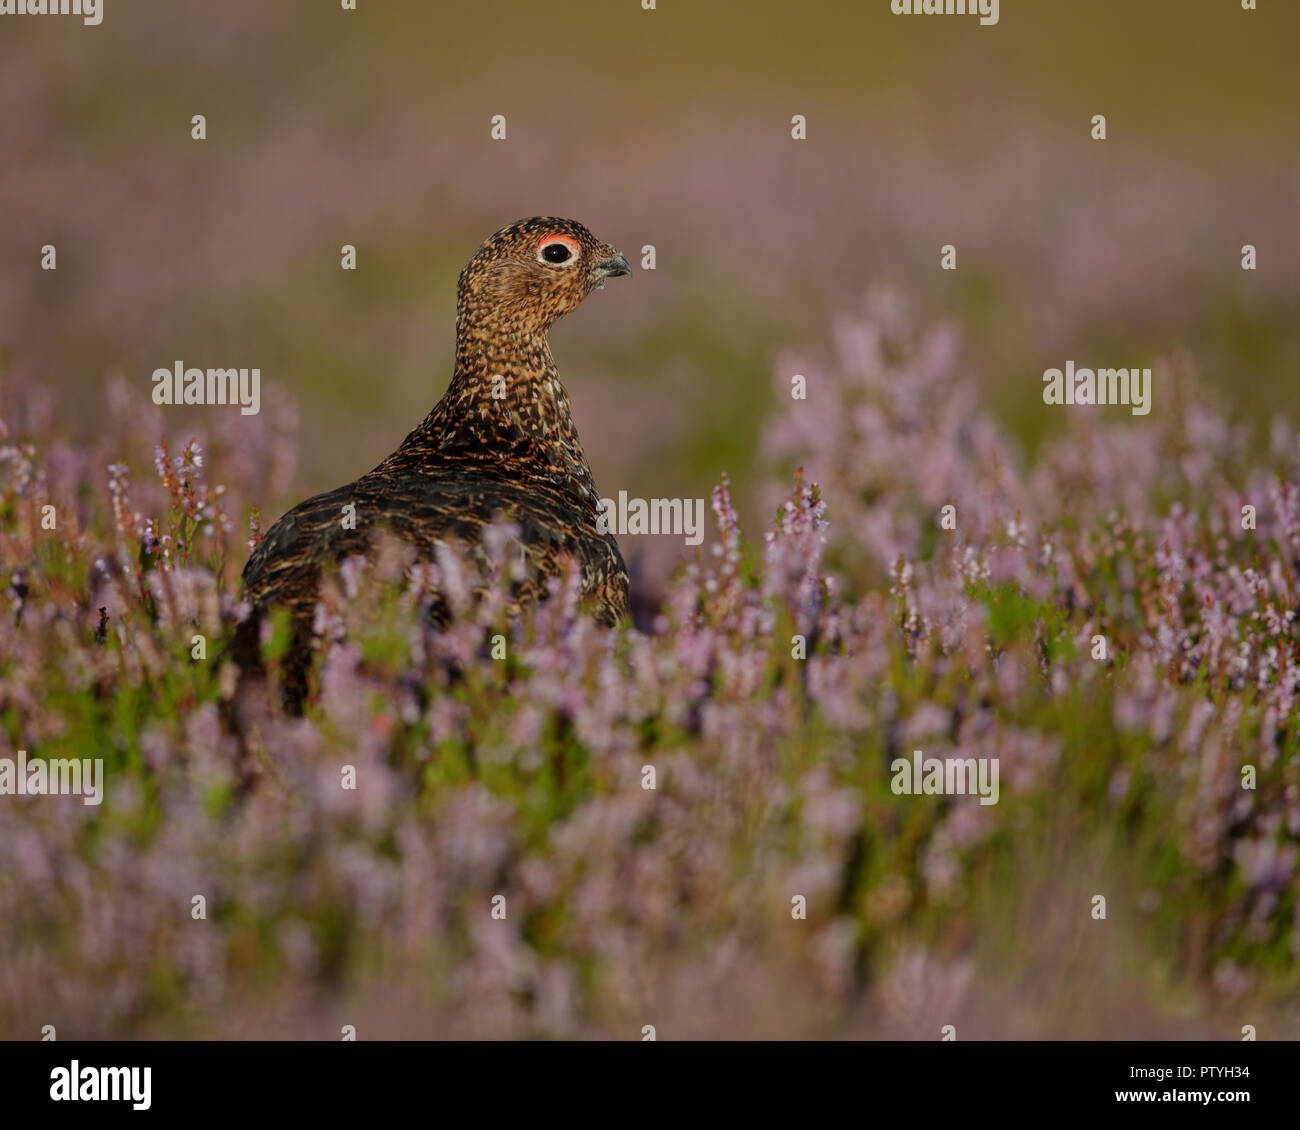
[1,294,1297,1037]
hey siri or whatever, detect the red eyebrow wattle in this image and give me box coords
[538,234,579,251]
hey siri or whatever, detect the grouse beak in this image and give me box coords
[596,252,632,282]
[602,253,632,278]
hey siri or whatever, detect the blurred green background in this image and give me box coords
[3,0,1298,594]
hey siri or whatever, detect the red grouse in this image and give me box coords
[233,217,632,710]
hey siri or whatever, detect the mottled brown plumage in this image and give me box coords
[233,217,632,710]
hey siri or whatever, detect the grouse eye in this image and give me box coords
[537,235,580,266]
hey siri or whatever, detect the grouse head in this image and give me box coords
[457,217,632,335]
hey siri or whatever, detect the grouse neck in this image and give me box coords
[410,321,596,501]
[444,322,575,422]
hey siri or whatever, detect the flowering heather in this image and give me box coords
[1,294,1298,1039]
